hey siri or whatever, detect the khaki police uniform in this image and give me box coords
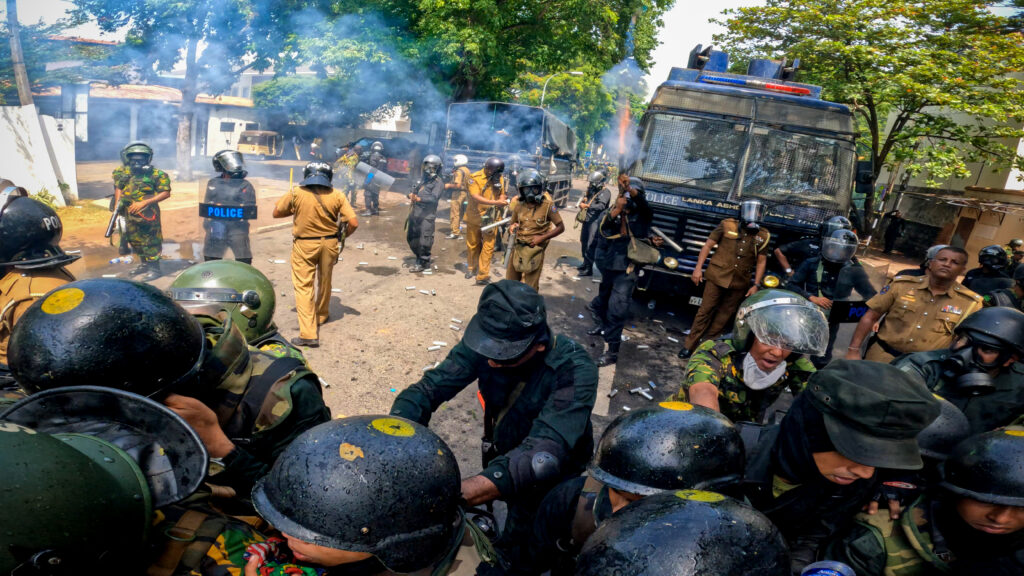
[464,169,507,282]
[274,186,356,340]
[863,275,982,363]
[0,268,75,364]
[506,193,562,291]
[684,219,771,351]
[448,166,471,236]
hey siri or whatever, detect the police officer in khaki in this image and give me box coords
[680,199,771,358]
[846,245,981,363]
[0,182,77,368]
[464,157,509,285]
[506,169,564,291]
[273,162,358,348]
[444,154,471,239]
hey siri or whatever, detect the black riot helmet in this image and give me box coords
[212,149,246,178]
[943,306,1024,395]
[1,386,208,508]
[300,161,333,188]
[821,229,859,264]
[421,154,442,180]
[941,427,1024,507]
[588,402,745,496]
[252,416,461,573]
[979,244,1010,270]
[916,395,970,461]
[121,141,154,175]
[739,198,767,230]
[0,192,80,270]
[588,170,608,189]
[483,157,505,178]
[8,278,205,399]
[575,491,790,576]
[820,215,853,239]
[517,168,546,204]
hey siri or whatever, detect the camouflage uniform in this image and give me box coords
[119,168,171,262]
[824,495,948,576]
[675,337,815,423]
[203,329,331,494]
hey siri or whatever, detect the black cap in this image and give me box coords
[463,280,547,360]
[804,360,940,470]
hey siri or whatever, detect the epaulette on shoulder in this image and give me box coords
[891,275,924,283]
[953,284,984,301]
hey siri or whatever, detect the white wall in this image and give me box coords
[0,105,70,206]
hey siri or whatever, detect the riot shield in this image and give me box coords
[354,161,397,191]
[198,176,258,263]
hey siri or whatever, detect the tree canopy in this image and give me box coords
[715,0,1024,216]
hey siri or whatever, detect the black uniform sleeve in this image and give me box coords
[786,260,816,299]
[390,342,481,425]
[849,265,877,300]
[215,375,331,494]
[418,178,444,204]
[524,477,588,575]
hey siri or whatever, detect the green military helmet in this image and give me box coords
[588,401,745,496]
[733,288,829,355]
[120,141,153,165]
[575,490,790,576]
[169,260,278,344]
[0,421,152,574]
[252,415,461,573]
[941,427,1024,507]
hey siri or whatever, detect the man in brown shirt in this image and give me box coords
[464,157,509,285]
[273,162,358,347]
[846,245,982,363]
[681,200,771,358]
[444,154,471,239]
[0,185,78,367]
[506,169,565,291]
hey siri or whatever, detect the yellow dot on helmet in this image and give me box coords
[763,276,781,288]
[675,489,726,503]
[370,417,416,437]
[1005,429,1024,437]
[659,401,694,411]
[41,287,86,315]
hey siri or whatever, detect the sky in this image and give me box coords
[643,0,767,99]
[7,0,767,96]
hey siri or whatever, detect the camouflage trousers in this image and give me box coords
[125,209,163,262]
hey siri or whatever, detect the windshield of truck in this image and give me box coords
[741,126,854,211]
[447,103,544,155]
[635,113,747,197]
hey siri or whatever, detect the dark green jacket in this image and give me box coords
[391,333,597,499]
[893,350,1024,435]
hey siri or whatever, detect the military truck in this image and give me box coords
[630,45,859,305]
[443,102,578,206]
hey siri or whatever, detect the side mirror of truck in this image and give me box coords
[855,159,874,196]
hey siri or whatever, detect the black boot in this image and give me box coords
[139,262,162,282]
[597,342,620,367]
[677,347,693,359]
[586,326,603,336]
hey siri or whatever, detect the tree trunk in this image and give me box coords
[176,36,199,180]
[6,0,34,106]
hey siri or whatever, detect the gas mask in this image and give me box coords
[127,154,152,175]
[519,185,544,205]
[941,335,1007,396]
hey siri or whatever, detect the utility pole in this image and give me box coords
[6,0,35,106]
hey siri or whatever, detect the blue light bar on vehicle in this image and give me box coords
[699,74,812,96]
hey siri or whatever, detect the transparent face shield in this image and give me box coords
[821,230,858,263]
[739,200,767,227]
[741,299,829,356]
[216,152,246,175]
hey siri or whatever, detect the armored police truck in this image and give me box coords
[443,102,578,206]
[631,46,858,303]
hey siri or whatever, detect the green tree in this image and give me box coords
[515,70,616,152]
[715,0,1024,219]
[67,0,288,178]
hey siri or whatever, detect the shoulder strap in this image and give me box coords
[722,219,739,235]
